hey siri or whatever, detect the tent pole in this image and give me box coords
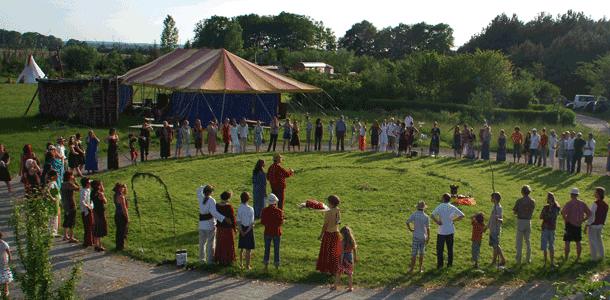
[220,92,226,123]
[24,86,39,116]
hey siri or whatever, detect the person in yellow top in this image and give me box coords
[511,126,524,163]
[316,195,342,274]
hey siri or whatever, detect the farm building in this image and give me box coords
[293,62,334,74]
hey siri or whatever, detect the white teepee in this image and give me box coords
[17,55,46,84]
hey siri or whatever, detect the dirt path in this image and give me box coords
[576,114,610,135]
[2,143,606,299]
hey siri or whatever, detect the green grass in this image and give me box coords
[87,151,610,288]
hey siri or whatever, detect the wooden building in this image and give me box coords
[38,77,121,127]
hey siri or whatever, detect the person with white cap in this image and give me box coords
[561,187,592,262]
[260,193,284,270]
[529,128,540,165]
[406,200,430,273]
[571,132,586,173]
[197,185,230,264]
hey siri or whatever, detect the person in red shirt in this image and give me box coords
[470,212,487,269]
[266,154,293,210]
[261,194,284,270]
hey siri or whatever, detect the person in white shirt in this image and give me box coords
[79,177,94,247]
[406,200,430,273]
[181,120,191,157]
[404,114,414,132]
[239,118,249,153]
[566,131,575,169]
[237,192,256,269]
[584,133,596,174]
[327,120,335,151]
[585,187,608,261]
[430,193,465,268]
[198,185,229,264]
[386,118,396,152]
[529,128,540,165]
[549,129,558,168]
[56,137,67,170]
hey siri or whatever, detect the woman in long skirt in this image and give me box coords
[316,195,341,274]
[252,160,267,219]
[497,129,507,162]
[452,126,462,158]
[113,182,129,251]
[104,128,119,170]
[85,131,99,174]
[358,122,367,151]
[159,121,173,159]
[369,120,380,152]
[207,121,217,154]
[80,177,94,248]
[194,119,204,155]
[91,180,108,251]
[379,120,389,152]
[214,191,237,265]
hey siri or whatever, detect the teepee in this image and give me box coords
[17,55,45,84]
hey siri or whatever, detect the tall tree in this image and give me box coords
[339,20,378,56]
[224,19,244,55]
[160,15,179,54]
[193,15,231,49]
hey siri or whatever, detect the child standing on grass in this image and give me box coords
[236,192,255,269]
[470,212,487,269]
[406,200,430,273]
[0,232,12,297]
[540,192,561,267]
[128,133,138,164]
[487,192,506,266]
[331,226,358,292]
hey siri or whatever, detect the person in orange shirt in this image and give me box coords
[266,154,293,210]
[511,126,524,163]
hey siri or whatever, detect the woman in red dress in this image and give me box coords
[221,118,231,153]
[214,191,237,265]
[316,195,342,274]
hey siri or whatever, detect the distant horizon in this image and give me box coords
[2,1,607,49]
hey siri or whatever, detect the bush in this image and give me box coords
[363,99,575,124]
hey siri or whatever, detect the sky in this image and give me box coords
[0,0,606,48]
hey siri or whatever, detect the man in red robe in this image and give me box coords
[267,154,293,210]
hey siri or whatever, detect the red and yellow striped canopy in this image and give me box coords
[121,48,322,94]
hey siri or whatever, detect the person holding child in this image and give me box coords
[470,212,487,269]
[487,192,506,266]
[236,192,255,269]
[331,226,358,292]
[430,193,465,268]
[214,191,237,265]
[584,187,607,261]
[316,195,342,274]
[406,200,430,273]
[261,194,284,270]
[0,231,12,297]
[540,192,560,267]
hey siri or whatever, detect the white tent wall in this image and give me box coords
[17,55,46,84]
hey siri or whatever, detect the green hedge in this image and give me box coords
[364,99,575,124]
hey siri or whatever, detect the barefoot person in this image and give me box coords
[487,192,506,266]
[331,226,358,291]
[540,192,560,267]
[236,192,255,269]
[561,188,592,262]
[316,195,342,275]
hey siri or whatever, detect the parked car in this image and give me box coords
[593,98,610,113]
[571,94,596,110]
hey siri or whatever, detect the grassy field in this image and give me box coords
[86,151,610,288]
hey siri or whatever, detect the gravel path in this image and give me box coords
[3,141,608,299]
[576,114,610,135]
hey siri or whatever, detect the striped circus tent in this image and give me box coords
[121,48,322,93]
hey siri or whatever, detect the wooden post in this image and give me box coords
[24,86,39,116]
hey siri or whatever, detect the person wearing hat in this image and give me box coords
[513,185,536,264]
[431,193,465,268]
[561,187,592,262]
[260,193,284,270]
[529,128,540,165]
[335,115,347,151]
[266,154,293,210]
[571,132,586,173]
[406,200,430,273]
[327,120,335,151]
[197,185,230,264]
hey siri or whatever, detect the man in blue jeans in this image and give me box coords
[431,193,465,268]
[335,115,347,151]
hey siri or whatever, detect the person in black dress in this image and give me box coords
[290,120,301,151]
[75,133,86,175]
[91,180,108,251]
[104,128,119,170]
[159,121,173,159]
[369,120,380,152]
[314,118,323,151]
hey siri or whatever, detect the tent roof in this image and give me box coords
[17,55,45,84]
[120,48,322,94]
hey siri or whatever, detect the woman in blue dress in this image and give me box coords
[85,130,100,174]
[251,159,267,220]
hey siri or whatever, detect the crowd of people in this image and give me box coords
[406,185,607,273]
